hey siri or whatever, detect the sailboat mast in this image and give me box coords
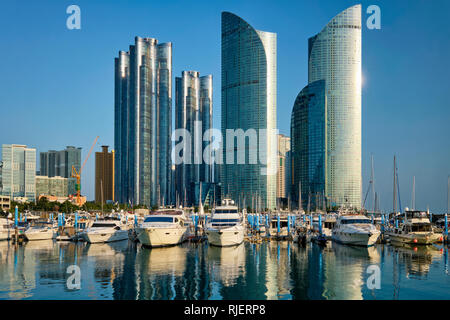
[371,155,375,213]
[393,156,397,214]
[411,176,415,210]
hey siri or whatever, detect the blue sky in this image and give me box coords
[1,0,449,212]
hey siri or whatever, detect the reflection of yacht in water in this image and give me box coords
[390,242,442,277]
[206,199,244,247]
[386,210,441,245]
[137,245,187,277]
[136,208,188,247]
[207,243,245,286]
[85,241,127,257]
[332,214,380,246]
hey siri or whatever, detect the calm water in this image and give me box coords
[0,239,449,300]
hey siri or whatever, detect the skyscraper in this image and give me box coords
[277,134,290,200]
[39,146,81,195]
[95,146,114,203]
[291,5,362,209]
[175,71,213,206]
[1,144,36,202]
[221,12,277,210]
[115,36,172,207]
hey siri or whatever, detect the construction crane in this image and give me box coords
[71,136,99,206]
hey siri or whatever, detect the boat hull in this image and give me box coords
[136,227,188,247]
[332,231,380,247]
[387,232,441,245]
[0,230,11,241]
[82,230,129,243]
[24,230,55,241]
[207,226,244,247]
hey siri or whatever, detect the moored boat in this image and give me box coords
[332,214,380,247]
[136,208,188,247]
[386,210,442,245]
[81,217,129,243]
[206,199,244,247]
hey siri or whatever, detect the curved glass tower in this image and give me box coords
[291,5,361,209]
[291,80,327,210]
[221,12,277,210]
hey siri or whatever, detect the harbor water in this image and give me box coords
[0,240,449,300]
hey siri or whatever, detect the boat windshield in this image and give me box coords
[91,223,115,228]
[410,224,432,232]
[211,218,240,226]
[341,219,371,224]
[214,209,238,214]
[144,216,174,223]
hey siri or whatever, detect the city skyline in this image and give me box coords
[1,1,449,212]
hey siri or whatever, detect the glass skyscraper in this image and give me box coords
[175,71,213,206]
[1,144,36,202]
[221,12,277,210]
[291,5,362,209]
[114,36,172,207]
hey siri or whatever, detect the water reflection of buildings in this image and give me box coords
[0,240,61,299]
[207,244,246,287]
[265,242,293,299]
[320,243,380,300]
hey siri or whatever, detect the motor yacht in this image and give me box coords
[136,208,188,247]
[23,224,56,241]
[386,210,442,245]
[0,219,14,241]
[332,214,380,247]
[81,217,129,243]
[206,199,244,247]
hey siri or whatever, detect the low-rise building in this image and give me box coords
[0,195,10,212]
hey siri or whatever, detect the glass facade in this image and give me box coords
[114,37,172,207]
[291,5,362,209]
[39,146,81,195]
[221,12,277,210]
[291,80,326,210]
[1,144,36,202]
[175,71,213,206]
[36,176,68,198]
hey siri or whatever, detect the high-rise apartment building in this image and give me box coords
[40,146,81,196]
[1,144,36,202]
[291,5,362,209]
[221,12,277,210]
[277,134,290,200]
[36,175,68,198]
[115,36,172,207]
[175,71,213,206]
[95,146,114,203]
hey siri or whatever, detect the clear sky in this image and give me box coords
[1,0,449,212]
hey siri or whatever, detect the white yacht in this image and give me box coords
[0,219,14,241]
[386,210,442,245]
[24,224,56,241]
[81,217,129,243]
[332,214,381,247]
[136,208,188,247]
[206,199,244,247]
